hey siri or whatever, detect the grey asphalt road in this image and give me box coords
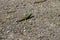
[0,0,60,40]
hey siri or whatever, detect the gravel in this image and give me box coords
[0,0,60,40]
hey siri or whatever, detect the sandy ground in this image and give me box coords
[0,0,60,40]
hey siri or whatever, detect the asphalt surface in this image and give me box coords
[0,0,60,40]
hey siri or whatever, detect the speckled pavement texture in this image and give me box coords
[0,0,60,40]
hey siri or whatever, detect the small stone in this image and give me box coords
[6,31,10,33]
[20,29,27,35]
[6,15,11,19]
[27,20,32,24]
